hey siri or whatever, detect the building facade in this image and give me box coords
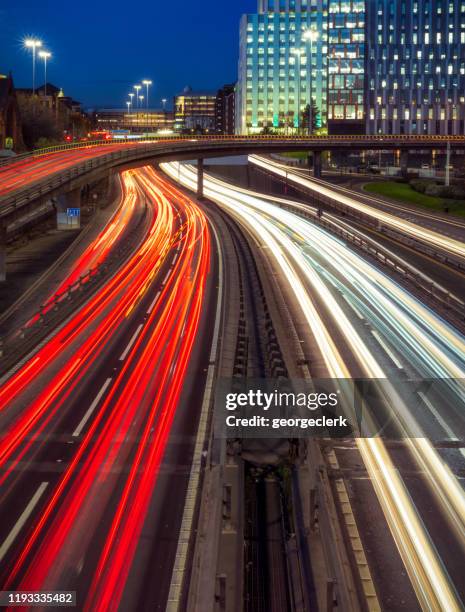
[236,0,328,134]
[215,84,236,134]
[238,0,465,135]
[93,108,174,133]
[174,87,216,132]
[327,0,366,134]
[366,0,465,135]
[0,74,23,151]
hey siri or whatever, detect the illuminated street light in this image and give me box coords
[292,48,303,132]
[133,85,142,108]
[38,50,51,96]
[162,98,167,110]
[302,29,320,134]
[142,79,152,110]
[24,38,42,95]
[128,92,135,112]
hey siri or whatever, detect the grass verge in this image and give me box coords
[363,181,465,216]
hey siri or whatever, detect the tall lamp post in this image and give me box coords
[38,50,51,96]
[133,85,141,108]
[303,28,319,135]
[24,38,42,95]
[292,49,303,134]
[445,100,453,187]
[138,96,144,131]
[142,79,152,110]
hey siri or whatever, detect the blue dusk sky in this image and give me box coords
[0,0,256,108]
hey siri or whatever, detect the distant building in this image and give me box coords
[174,87,216,132]
[93,108,174,133]
[215,84,236,134]
[16,83,88,139]
[0,73,23,151]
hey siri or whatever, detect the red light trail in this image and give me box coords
[0,167,211,610]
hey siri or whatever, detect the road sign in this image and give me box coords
[67,208,80,218]
[5,137,13,149]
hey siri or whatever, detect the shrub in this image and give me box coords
[410,178,436,194]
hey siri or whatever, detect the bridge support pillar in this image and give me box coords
[400,150,409,178]
[0,224,6,282]
[313,151,322,178]
[56,188,81,230]
[197,158,204,199]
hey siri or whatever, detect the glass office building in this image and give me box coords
[238,0,464,135]
[236,0,328,134]
[365,0,465,135]
[327,1,366,133]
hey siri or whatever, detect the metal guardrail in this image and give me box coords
[0,196,149,374]
[1,134,464,222]
[2,133,464,169]
[255,163,465,272]
[277,200,465,324]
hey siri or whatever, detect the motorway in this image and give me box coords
[162,160,465,610]
[1,140,465,610]
[0,167,218,610]
[266,159,465,240]
[249,155,465,266]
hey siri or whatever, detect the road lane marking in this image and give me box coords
[172,253,178,265]
[162,270,171,285]
[167,218,224,611]
[147,291,161,315]
[371,330,404,369]
[119,324,144,361]
[417,392,464,457]
[72,378,112,437]
[341,294,365,320]
[0,482,49,563]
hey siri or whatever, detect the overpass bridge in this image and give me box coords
[0,134,464,279]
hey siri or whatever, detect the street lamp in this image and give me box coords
[133,85,141,108]
[138,96,144,131]
[128,92,134,112]
[162,98,167,110]
[38,50,51,96]
[303,28,319,135]
[142,79,152,110]
[292,48,303,133]
[24,38,42,95]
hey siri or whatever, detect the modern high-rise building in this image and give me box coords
[327,0,366,134]
[365,0,465,135]
[236,0,328,134]
[238,0,465,135]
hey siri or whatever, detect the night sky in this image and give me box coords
[0,0,256,109]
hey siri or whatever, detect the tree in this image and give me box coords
[17,95,61,150]
[301,101,321,134]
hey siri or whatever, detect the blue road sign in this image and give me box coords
[67,208,80,217]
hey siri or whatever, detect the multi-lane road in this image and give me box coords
[0,167,218,610]
[0,142,464,610]
[162,160,465,610]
